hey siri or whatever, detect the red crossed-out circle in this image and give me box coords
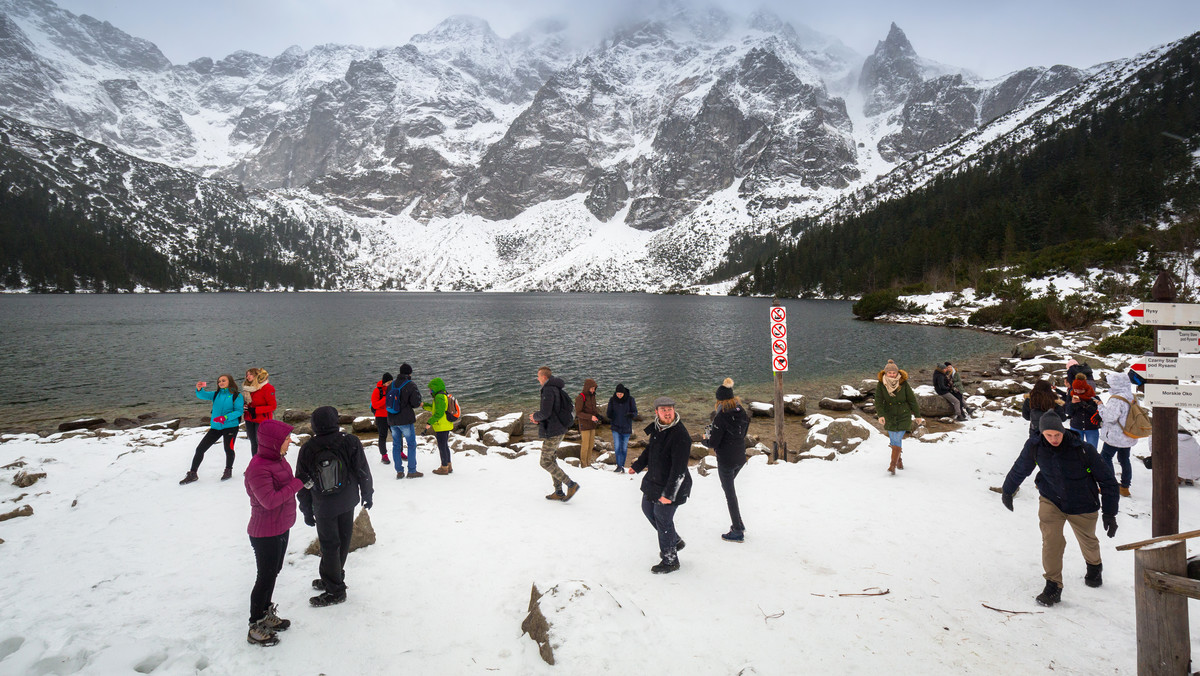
[772,339,788,355]
[771,307,786,322]
[771,323,787,338]
[773,355,788,370]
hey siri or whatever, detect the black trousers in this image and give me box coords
[191,427,237,472]
[316,509,355,597]
[641,496,681,564]
[245,421,260,457]
[718,461,745,532]
[249,531,289,624]
[435,430,451,465]
[374,417,390,455]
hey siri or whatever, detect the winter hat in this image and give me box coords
[1039,413,1066,435]
[653,396,677,408]
[883,359,899,374]
[716,377,735,401]
[399,363,413,375]
[1071,375,1095,399]
[1065,359,1079,368]
[311,406,341,436]
[256,419,294,457]
[382,372,393,384]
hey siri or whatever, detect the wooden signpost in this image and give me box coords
[770,301,787,463]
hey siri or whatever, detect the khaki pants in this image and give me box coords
[540,435,570,489]
[579,428,596,466]
[1038,496,1101,586]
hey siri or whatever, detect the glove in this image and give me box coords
[1001,493,1014,512]
[1103,514,1118,538]
[213,415,226,424]
[363,498,373,510]
[304,514,316,527]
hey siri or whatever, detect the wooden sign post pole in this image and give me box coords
[1150,271,1179,537]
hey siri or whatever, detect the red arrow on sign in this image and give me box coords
[1128,308,1144,318]
[1131,363,1146,371]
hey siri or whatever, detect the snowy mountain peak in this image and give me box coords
[880,22,916,59]
[859,23,923,115]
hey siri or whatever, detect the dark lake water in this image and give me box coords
[0,293,1015,429]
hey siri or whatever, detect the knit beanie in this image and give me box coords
[716,377,734,401]
[883,359,899,374]
[1071,374,1095,399]
[382,372,393,383]
[399,363,413,375]
[256,419,294,456]
[1039,413,1066,435]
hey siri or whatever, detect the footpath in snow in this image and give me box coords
[1,408,1199,675]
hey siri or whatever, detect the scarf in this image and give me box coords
[882,373,901,395]
[654,413,682,433]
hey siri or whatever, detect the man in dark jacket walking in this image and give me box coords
[1001,414,1119,607]
[529,366,578,502]
[387,363,423,479]
[296,406,374,607]
[629,397,693,574]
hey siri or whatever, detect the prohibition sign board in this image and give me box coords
[770,305,788,372]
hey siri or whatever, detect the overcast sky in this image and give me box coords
[54,0,1200,79]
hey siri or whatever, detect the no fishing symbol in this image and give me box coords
[771,307,786,323]
[771,323,787,338]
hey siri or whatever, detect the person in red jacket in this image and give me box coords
[242,368,277,457]
[244,419,303,646]
[370,372,393,465]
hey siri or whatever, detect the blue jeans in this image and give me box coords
[887,430,906,447]
[612,432,630,468]
[1101,442,1132,488]
[1072,428,1100,450]
[390,424,417,472]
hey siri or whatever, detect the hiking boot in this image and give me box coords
[562,481,580,502]
[896,452,904,470]
[312,578,326,591]
[446,462,453,474]
[546,490,566,501]
[651,558,680,574]
[722,530,744,543]
[407,471,424,478]
[261,603,290,631]
[247,620,279,646]
[381,453,390,465]
[221,467,233,481]
[395,471,404,480]
[1119,486,1131,498]
[614,466,624,473]
[309,592,346,607]
[1085,563,1103,588]
[432,465,450,475]
[1035,580,1062,607]
[179,471,198,485]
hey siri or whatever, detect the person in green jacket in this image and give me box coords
[181,374,244,484]
[874,360,924,475]
[423,377,455,475]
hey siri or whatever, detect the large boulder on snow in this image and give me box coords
[783,394,807,416]
[818,398,854,412]
[522,581,650,667]
[748,401,774,417]
[797,415,872,457]
[481,429,511,446]
[305,508,376,556]
[352,417,377,433]
[918,394,956,417]
[1012,336,1063,360]
[57,418,105,432]
[280,409,309,423]
[979,380,1026,398]
[840,385,867,402]
[473,413,525,438]
[455,412,489,432]
[690,443,711,460]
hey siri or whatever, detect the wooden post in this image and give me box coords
[1134,541,1189,675]
[774,370,785,462]
[1151,271,1179,537]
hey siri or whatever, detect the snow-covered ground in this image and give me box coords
[2,410,1198,675]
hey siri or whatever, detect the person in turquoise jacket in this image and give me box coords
[180,374,244,485]
[424,377,455,475]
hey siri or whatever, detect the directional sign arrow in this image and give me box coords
[1131,355,1200,380]
[1157,329,1200,354]
[1145,384,1200,409]
[1128,303,1200,327]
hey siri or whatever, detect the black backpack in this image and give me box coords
[556,388,575,427]
[313,446,347,495]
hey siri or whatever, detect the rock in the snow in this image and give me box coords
[840,385,866,402]
[455,412,489,432]
[782,394,807,416]
[1012,336,1063,360]
[337,414,355,425]
[555,442,582,460]
[979,380,1025,398]
[748,402,774,417]
[522,584,555,665]
[473,413,525,438]
[481,429,511,446]
[142,419,180,431]
[0,505,33,522]
[307,508,375,555]
[58,418,105,432]
[352,417,377,433]
[690,443,711,460]
[918,395,955,417]
[280,409,310,423]
[818,398,853,412]
[12,471,45,488]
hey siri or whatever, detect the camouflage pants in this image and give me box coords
[540,435,570,489]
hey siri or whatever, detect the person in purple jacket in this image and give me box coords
[244,419,304,647]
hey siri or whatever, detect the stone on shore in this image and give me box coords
[840,386,867,402]
[13,471,46,488]
[918,394,956,417]
[782,394,807,416]
[58,418,105,432]
[748,402,774,417]
[818,398,853,412]
[306,508,375,555]
[473,413,525,438]
[690,443,710,460]
[280,409,309,423]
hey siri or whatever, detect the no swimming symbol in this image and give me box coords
[772,339,788,355]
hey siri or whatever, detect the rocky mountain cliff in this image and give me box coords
[0,0,1125,291]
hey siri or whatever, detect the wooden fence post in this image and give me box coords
[1134,541,1189,675]
[1151,271,1179,537]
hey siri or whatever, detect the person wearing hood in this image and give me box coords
[702,378,751,543]
[1001,414,1119,607]
[242,368,277,458]
[629,397,693,574]
[423,377,455,475]
[529,367,579,502]
[875,360,923,475]
[576,379,601,467]
[1066,374,1101,450]
[606,384,638,472]
[244,419,303,647]
[369,372,393,465]
[181,375,244,484]
[1099,371,1141,498]
[387,363,423,478]
[295,406,374,607]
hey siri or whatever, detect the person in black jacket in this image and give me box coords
[629,397,693,574]
[387,363,424,479]
[1001,414,1119,607]
[296,406,374,607]
[529,366,578,502]
[1021,379,1067,438]
[606,384,638,473]
[702,378,750,543]
[932,364,966,421]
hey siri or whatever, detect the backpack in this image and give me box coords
[442,391,461,423]
[556,388,575,428]
[385,381,409,415]
[1111,395,1153,439]
[313,446,347,495]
